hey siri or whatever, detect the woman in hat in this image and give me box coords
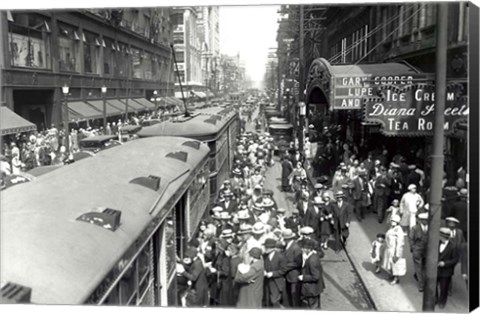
[381,215,405,285]
[289,161,307,194]
[319,197,336,250]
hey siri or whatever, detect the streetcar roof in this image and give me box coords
[1,137,209,304]
[137,107,238,141]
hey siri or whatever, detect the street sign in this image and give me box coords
[289,58,299,77]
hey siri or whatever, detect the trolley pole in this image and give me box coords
[298,5,305,153]
[422,3,448,311]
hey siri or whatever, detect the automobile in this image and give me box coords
[1,173,35,190]
[79,135,122,153]
[269,123,294,155]
[119,125,142,142]
[141,119,162,127]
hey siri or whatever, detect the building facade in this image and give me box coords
[277,3,470,182]
[1,8,175,131]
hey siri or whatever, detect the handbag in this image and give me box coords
[392,258,407,276]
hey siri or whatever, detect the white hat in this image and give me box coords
[300,226,314,235]
[408,184,417,191]
[417,213,429,220]
[445,217,460,224]
[252,222,266,234]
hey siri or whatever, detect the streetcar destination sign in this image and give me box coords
[363,84,468,136]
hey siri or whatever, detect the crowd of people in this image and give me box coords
[175,131,331,309]
[0,110,170,178]
[301,125,469,309]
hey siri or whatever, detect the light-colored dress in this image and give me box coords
[381,225,405,276]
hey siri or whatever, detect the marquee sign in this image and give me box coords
[363,83,468,136]
[331,74,426,110]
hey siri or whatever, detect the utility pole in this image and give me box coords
[422,3,448,311]
[298,5,305,152]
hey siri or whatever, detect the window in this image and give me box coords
[176,51,185,63]
[58,22,80,72]
[83,31,99,74]
[8,13,51,69]
[132,47,143,79]
[103,37,115,75]
[117,42,130,77]
[144,52,153,80]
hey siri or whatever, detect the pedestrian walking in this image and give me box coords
[331,191,353,250]
[263,238,287,307]
[436,227,459,309]
[408,212,429,292]
[381,215,405,285]
[399,184,424,229]
[370,233,385,273]
[298,238,325,309]
[282,229,303,308]
[373,166,391,223]
[179,247,210,307]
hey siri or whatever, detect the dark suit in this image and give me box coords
[303,206,322,240]
[451,199,468,240]
[182,258,210,306]
[409,224,428,289]
[264,251,287,307]
[437,241,459,307]
[285,215,302,234]
[374,174,391,222]
[331,201,353,245]
[219,199,238,214]
[282,240,303,307]
[300,252,325,308]
[352,176,367,220]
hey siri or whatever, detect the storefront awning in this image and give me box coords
[1,107,37,135]
[122,99,148,111]
[68,101,103,120]
[107,99,128,112]
[132,98,155,110]
[87,100,123,116]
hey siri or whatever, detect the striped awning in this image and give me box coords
[87,100,123,116]
[67,101,103,120]
[0,107,37,135]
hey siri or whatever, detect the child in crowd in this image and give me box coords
[370,233,386,273]
[385,199,401,227]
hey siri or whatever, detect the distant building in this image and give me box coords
[1,9,175,131]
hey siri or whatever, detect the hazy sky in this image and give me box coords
[219,5,280,85]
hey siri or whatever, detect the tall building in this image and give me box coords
[196,6,220,95]
[171,6,220,98]
[1,8,175,131]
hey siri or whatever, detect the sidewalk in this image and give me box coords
[263,161,374,311]
[345,215,469,312]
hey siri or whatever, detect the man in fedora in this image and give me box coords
[436,227,459,309]
[282,228,303,308]
[263,238,287,307]
[303,196,323,241]
[408,212,429,292]
[374,166,392,223]
[237,224,253,262]
[451,188,468,241]
[445,217,463,296]
[331,191,353,251]
[352,169,368,221]
[234,247,265,308]
[220,189,238,214]
[298,238,325,309]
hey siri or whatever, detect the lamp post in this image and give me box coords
[101,85,107,132]
[298,101,306,152]
[61,84,70,153]
[153,90,158,115]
